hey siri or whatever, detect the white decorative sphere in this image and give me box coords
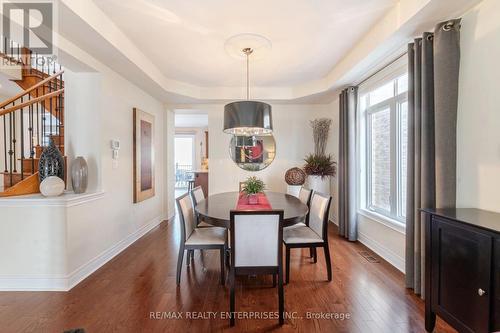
[40,176,65,197]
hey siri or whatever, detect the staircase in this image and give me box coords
[0,37,65,197]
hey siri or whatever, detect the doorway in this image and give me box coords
[174,134,195,197]
[174,111,209,199]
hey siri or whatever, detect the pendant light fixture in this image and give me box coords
[223,47,273,135]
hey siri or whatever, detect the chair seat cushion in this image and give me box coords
[284,222,306,230]
[197,220,213,228]
[185,227,227,246]
[283,226,322,244]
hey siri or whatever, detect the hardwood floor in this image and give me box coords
[0,217,455,332]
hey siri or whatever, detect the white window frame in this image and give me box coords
[357,56,408,232]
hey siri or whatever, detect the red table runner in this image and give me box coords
[236,192,272,210]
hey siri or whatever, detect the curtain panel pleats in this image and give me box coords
[338,87,358,241]
[405,19,461,297]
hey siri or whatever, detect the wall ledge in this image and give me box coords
[0,191,105,208]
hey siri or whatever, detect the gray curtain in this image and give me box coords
[405,19,461,296]
[338,87,358,241]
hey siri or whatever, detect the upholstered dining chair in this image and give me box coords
[283,192,332,283]
[238,182,245,192]
[291,187,313,228]
[285,187,314,257]
[229,210,285,326]
[190,186,212,227]
[176,192,227,285]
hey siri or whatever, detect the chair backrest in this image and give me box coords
[230,210,284,268]
[298,187,313,206]
[176,192,196,242]
[190,186,205,206]
[308,193,332,240]
[239,182,245,192]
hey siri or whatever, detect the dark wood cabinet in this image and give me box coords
[423,209,500,333]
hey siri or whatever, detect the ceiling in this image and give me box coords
[92,0,396,88]
[175,113,208,128]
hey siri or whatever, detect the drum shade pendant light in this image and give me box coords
[223,47,273,135]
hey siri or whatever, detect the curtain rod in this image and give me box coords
[356,51,408,86]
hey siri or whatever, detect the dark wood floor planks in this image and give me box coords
[0,216,455,332]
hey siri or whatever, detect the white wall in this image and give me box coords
[65,70,102,192]
[65,63,169,276]
[456,0,500,212]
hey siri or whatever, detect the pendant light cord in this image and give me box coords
[243,47,253,100]
[246,50,249,100]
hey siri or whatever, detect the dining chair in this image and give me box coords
[290,187,313,228]
[229,210,285,326]
[285,187,314,257]
[176,192,227,285]
[190,186,212,227]
[238,182,245,192]
[283,192,332,283]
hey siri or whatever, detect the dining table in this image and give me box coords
[195,191,308,228]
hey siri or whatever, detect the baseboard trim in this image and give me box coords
[358,231,405,273]
[66,215,166,290]
[0,215,167,291]
[0,275,68,291]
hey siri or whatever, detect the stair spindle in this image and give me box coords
[29,98,35,174]
[36,88,40,150]
[20,97,24,180]
[8,111,13,186]
[2,113,7,173]
[11,102,16,173]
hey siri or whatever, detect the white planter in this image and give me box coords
[307,175,330,195]
[286,185,302,198]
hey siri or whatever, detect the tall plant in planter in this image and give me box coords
[304,118,336,194]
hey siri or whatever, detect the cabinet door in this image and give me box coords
[493,238,500,331]
[431,217,492,333]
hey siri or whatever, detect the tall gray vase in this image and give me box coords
[71,156,88,194]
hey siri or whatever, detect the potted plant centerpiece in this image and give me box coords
[241,176,266,205]
[304,118,336,194]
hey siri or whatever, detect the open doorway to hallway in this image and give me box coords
[174,110,209,199]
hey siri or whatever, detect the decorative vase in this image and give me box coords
[285,167,306,186]
[40,176,65,197]
[307,175,330,195]
[71,156,88,194]
[248,194,259,205]
[38,138,65,183]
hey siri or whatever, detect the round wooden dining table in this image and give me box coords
[195,191,308,228]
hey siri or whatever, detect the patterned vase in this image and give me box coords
[248,194,259,205]
[71,156,88,194]
[38,138,65,183]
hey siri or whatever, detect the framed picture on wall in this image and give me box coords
[133,108,155,203]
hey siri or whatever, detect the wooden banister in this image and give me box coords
[0,88,64,117]
[0,69,64,110]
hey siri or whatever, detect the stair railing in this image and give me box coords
[0,70,64,188]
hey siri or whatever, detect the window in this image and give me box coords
[174,134,195,189]
[359,67,408,223]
